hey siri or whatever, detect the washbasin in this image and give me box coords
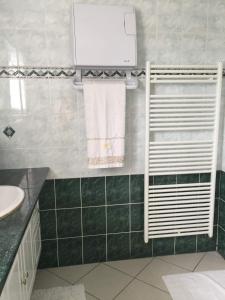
[0,186,25,219]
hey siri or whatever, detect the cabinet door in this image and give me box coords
[33,221,41,268]
[3,247,23,300]
[22,221,34,300]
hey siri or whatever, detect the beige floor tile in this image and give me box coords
[79,264,133,300]
[86,292,99,300]
[47,263,98,284]
[194,251,225,272]
[116,279,172,300]
[160,252,205,271]
[105,257,152,277]
[137,258,187,291]
[33,270,69,290]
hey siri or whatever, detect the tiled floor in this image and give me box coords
[33,251,225,300]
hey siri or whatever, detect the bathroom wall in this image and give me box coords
[0,0,225,177]
[0,0,225,267]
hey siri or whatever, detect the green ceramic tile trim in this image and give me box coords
[107,233,130,261]
[175,236,196,254]
[83,235,106,263]
[55,178,81,208]
[107,205,129,233]
[81,177,105,206]
[39,180,55,210]
[106,175,129,204]
[38,172,219,269]
[40,210,57,239]
[57,209,81,238]
[58,238,82,266]
[83,206,106,235]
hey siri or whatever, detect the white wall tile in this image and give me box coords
[1,0,225,177]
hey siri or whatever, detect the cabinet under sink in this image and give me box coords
[0,202,41,300]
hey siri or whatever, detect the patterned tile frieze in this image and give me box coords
[0,66,145,79]
[1,66,223,79]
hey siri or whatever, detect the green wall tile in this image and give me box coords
[83,207,106,235]
[197,227,217,252]
[130,175,144,203]
[149,176,154,185]
[131,204,144,231]
[154,175,176,185]
[220,172,225,200]
[81,177,105,206]
[83,235,106,263]
[39,180,55,210]
[106,175,129,204]
[107,233,130,261]
[55,178,81,208]
[131,232,152,258]
[40,210,56,239]
[175,236,196,254]
[216,171,221,198]
[214,198,219,225]
[153,237,174,256]
[177,174,199,184]
[200,173,211,183]
[58,238,82,266]
[219,199,225,229]
[218,227,225,258]
[39,240,58,269]
[57,209,81,238]
[107,205,129,233]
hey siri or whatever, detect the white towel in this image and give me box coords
[163,270,225,300]
[83,80,126,168]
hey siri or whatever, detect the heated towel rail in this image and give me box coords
[144,62,223,242]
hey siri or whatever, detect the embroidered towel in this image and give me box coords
[83,80,126,168]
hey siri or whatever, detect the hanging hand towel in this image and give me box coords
[83,80,126,168]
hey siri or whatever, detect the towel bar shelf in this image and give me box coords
[73,69,138,90]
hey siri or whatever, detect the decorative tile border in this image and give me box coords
[38,173,218,269]
[0,66,225,79]
[0,66,145,79]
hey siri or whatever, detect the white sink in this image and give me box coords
[0,186,25,219]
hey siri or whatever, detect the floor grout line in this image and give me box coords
[158,252,206,272]
[86,291,101,300]
[36,251,222,299]
[44,269,74,285]
[73,263,101,284]
[193,252,207,272]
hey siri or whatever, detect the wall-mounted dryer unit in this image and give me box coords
[72,3,137,68]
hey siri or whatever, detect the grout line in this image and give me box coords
[53,179,59,267]
[40,230,144,242]
[158,255,198,273]
[103,262,134,279]
[39,201,144,212]
[129,174,132,257]
[196,235,198,253]
[73,263,100,284]
[45,268,74,285]
[193,252,207,272]
[112,258,155,300]
[80,178,84,264]
[105,176,108,261]
[85,291,101,300]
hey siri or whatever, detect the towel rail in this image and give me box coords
[73,69,138,89]
[144,62,223,243]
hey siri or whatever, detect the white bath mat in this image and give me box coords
[31,284,86,300]
[163,270,225,300]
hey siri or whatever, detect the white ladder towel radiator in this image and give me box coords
[144,62,223,243]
